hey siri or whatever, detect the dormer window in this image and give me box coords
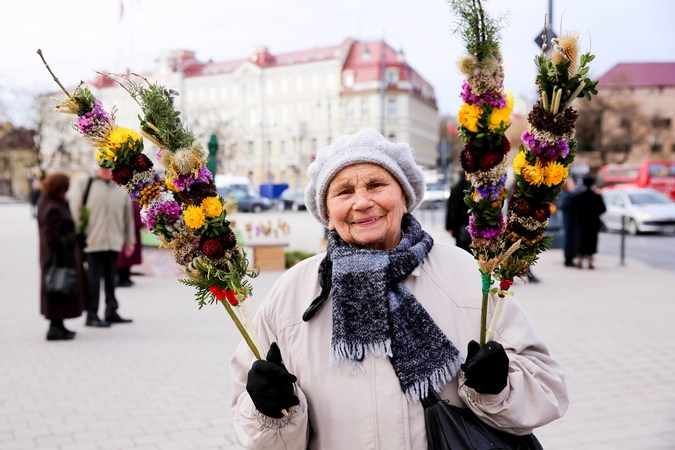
[343,71,355,88]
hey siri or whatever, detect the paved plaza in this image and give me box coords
[1,201,673,449]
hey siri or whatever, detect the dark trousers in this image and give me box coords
[86,251,119,319]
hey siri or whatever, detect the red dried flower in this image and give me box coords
[208,286,239,306]
[222,229,237,250]
[533,205,552,222]
[460,146,479,173]
[112,165,133,185]
[202,238,224,259]
[479,151,503,171]
[501,135,511,154]
[511,197,531,216]
[133,153,153,171]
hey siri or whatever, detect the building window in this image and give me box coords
[346,100,354,123]
[311,138,317,152]
[266,106,275,126]
[281,105,289,124]
[295,102,304,121]
[326,73,335,89]
[327,135,332,145]
[209,87,217,101]
[267,140,272,156]
[231,143,237,158]
[281,140,286,155]
[248,141,254,156]
[344,72,354,88]
[280,78,288,94]
[387,71,397,85]
[387,99,396,121]
[651,133,662,152]
[232,85,239,99]
[295,76,303,92]
[198,89,206,102]
[310,74,319,91]
[361,100,369,118]
[310,101,319,122]
[249,109,257,127]
[388,133,396,142]
[266,80,274,96]
[327,100,332,121]
[220,86,228,100]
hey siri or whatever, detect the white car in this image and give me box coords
[422,182,450,209]
[601,187,675,235]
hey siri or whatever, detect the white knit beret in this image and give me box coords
[305,129,426,227]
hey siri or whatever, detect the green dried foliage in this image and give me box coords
[72,86,97,116]
[448,0,507,61]
[127,82,194,151]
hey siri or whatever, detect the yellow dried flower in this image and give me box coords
[543,162,569,187]
[96,148,117,164]
[522,161,545,186]
[512,151,527,175]
[183,205,206,229]
[107,127,140,150]
[201,196,223,218]
[164,177,179,192]
[458,103,482,133]
[488,91,514,131]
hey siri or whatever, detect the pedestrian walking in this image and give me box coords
[117,201,143,287]
[37,172,90,340]
[571,176,607,269]
[445,170,472,253]
[69,167,136,327]
[29,178,41,218]
[230,129,567,449]
[559,177,578,267]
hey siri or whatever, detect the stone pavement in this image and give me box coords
[1,202,673,449]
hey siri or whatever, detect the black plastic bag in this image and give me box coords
[421,390,543,450]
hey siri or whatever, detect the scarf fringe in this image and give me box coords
[330,339,393,374]
[404,358,463,404]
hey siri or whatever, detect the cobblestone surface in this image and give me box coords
[1,203,672,449]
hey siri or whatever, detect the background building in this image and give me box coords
[574,62,675,172]
[38,38,439,190]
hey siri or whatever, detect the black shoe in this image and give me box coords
[564,259,575,267]
[105,313,133,324]
[117,279,134,287]
[526,274,540,283]
[47,327,75,340]
[85,316,111,327]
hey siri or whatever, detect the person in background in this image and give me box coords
[69,166,136,327]
[37,172,90,340]
[230,129,568,449]
[558,177,578,267]
[445,169,472,253]
[29,178,42,218]
[571,176,607,269]
[117,201,143,287]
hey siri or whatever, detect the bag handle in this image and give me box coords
[52,236,73,268]
[82,177,93,207]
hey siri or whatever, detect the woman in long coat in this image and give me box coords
[37,172,90,340]
[571,176,607,269]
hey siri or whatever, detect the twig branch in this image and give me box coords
[36,49,71,98]
[94,70,143,109]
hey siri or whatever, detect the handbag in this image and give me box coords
[44,237,79,296]
[421,390,543,450]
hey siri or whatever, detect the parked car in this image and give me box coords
[278,188,307,211]
[601,187,675,235]
[217,187,271,213]
[422,181,450,209]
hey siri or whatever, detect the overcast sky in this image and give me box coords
[1,0,674,122]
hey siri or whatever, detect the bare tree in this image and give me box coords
[575,90,651,166]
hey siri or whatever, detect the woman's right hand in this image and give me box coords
[246,342,300,418]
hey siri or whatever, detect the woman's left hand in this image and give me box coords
[460,340,509,395]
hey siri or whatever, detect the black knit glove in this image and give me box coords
[246,342,300,418]
[460,340,509,395]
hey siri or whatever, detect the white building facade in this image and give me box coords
[40,38,439,189]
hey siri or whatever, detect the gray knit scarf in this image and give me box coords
[303,214,462,402]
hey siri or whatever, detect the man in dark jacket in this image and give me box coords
[445,170,472,253]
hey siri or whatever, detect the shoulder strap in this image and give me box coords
[82,177,93,207]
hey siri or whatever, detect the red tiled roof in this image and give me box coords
[343,41,411,83]
[598,62,675,88]
[187,42,345,77]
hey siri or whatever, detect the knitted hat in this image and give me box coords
[306,129,426,227]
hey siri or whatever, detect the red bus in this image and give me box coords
[596,160,675,200]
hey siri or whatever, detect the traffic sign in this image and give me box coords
[534,29,557,49]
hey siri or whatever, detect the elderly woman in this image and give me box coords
[37,172,90,340]
[230,130,568,449]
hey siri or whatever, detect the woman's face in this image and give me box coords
[326,163,407,251]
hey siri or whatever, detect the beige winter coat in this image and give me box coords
[69,175,135,253]
[230,243,568,449]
